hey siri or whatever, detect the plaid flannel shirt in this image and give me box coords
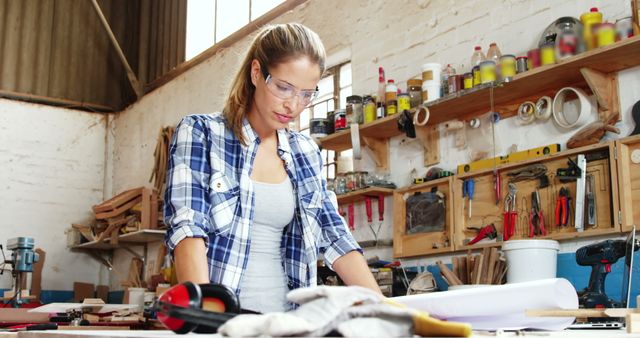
[164,113,361,296]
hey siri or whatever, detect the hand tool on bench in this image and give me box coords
[529,191,546,237]
[467,223,497,245]
[503,183,517,241]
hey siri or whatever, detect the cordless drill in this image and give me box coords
[575,239,636,308]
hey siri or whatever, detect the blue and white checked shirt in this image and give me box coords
[164,113,361,296]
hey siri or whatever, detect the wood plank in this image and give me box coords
[31,248,45,302]
[140,188,151,230]
[137,0,151,86]
[436,260,462,286]
[93,188,144,213]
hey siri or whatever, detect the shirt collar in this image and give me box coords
[241,117,292,156]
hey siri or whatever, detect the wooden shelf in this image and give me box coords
[72,229,166,250]
[319,36,640,152]
[336,186,395,205]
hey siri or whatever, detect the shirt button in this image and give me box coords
[216,182,222,189]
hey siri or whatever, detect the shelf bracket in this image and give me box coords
[580,67,620,122]
[362,136,389,171]
[415,125,440,166]
[86,250,115,271]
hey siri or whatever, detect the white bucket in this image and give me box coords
[502,239,559,283]
[421,63,442,82]
[422,81,441,103]
[127,287,146,311]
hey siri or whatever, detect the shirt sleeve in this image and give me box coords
[313,149,362,269]
[164,116,213,254]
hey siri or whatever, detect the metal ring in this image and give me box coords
[469,118,480,128]
[517,101,536,124]
[535,96,552,120]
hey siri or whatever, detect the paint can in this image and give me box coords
[540,42,556,66]
[479,61,497,84]
[499,54,517,80]
[310,118,329,139]
[527,49,540,69]
[595,22,616,47]
[463,72,474,89]
[334,109,347,131]
[472,65,481,87]
[398,93,411,112]
[516,56,528,74]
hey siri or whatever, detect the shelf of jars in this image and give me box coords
[318,35,640,152]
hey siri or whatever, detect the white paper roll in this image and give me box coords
[350,123,361,159]
[392,278,578,331]
[552,87,593,129]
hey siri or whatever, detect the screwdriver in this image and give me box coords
[464,179,475,219]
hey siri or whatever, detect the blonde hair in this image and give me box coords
[223,23,326,145]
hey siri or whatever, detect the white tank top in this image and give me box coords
[238,178,295,313]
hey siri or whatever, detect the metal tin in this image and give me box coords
[325,111,335,134]
[398,93,411,112]
[595,22,616,47]
[463,72,474,89]
[334,109,347,131]
[616,17,634,40]
[540,43,556,65]
[363,96,376,123]
[346,95,364,124]
[448,74,464,94]
[309,118,329,138]
[472,65,481,86]
[516,56,528,74]
[479,60,496,84]
[527,48,541,69]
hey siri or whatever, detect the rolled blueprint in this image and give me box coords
[392,278,578,331]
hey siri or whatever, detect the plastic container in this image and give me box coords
[385,80,398,103]
[421,80,441,104]
[441,64,456,96]
[595,22,616,47]
[486,42,502,64]
[470,46,486,67]
[421,63,442,82]
[128,287,146,311]
[580,7,603,50]
[502,240,559,283]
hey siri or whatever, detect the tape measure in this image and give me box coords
[457,144,561,174]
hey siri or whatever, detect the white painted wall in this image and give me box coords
[112,0,640,287]
[0,98,109,291]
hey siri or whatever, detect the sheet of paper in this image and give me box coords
[392,278,578,331]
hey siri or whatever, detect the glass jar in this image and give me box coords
[499,54,517,80]
[407,79,423,108]
[595,22,616,47]
[326,178,335,192]
[363,95,376,123]
[472,65,481,87]
[325,111,335,135]
[356,171,369,189]
[346,95,363,124]
[386,100,398,115]
[397,93,411,113]
[334,109,347,131]
[345,171,357,191]
[479,60,496,84]
[463,72,474,89]
[335,174,347,195]
[540,42,556,65]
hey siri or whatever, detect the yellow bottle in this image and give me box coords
[580,7,603,50]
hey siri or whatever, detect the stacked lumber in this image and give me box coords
[436,247,506,287]
[73,187,159,244]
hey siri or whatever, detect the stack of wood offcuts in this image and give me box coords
[436,247,506,287]
[72,187,160,246]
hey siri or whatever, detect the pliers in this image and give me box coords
[503,183,517,241]
[529,191,546,237]
[554,187,570,227]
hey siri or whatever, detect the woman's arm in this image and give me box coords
[174,237,210,284]
[332,251,382,294]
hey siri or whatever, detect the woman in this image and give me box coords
[164,23,380,313]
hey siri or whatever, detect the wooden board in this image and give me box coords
[617,134,640,232]
[393,176,455,258]
[92,188,143,214]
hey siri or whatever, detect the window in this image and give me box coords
[294,62,352,181]
[186,0,285,60]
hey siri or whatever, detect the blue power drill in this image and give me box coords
[576,239,638,308]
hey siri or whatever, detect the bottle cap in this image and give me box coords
[490,42,497,47]
[590,7,598,12]
[388,79,395,84]
[474,46,481,50]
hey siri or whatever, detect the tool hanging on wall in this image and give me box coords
[554,187,570,227]
[466,224,498,245]
[574,154,587,232]
[347,203,355,230]
[631,100,640,136]
[463,179,475,219]
[494,170,501,205]
[585,174,597,228]
[529,191,546,237]
[503,183,518,240]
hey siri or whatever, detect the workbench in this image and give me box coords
[2,329,640,337]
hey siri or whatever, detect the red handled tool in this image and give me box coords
[348,203,355,230]
[503,183,517,241]
[467,223,497,245]
[554,187,570,227]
